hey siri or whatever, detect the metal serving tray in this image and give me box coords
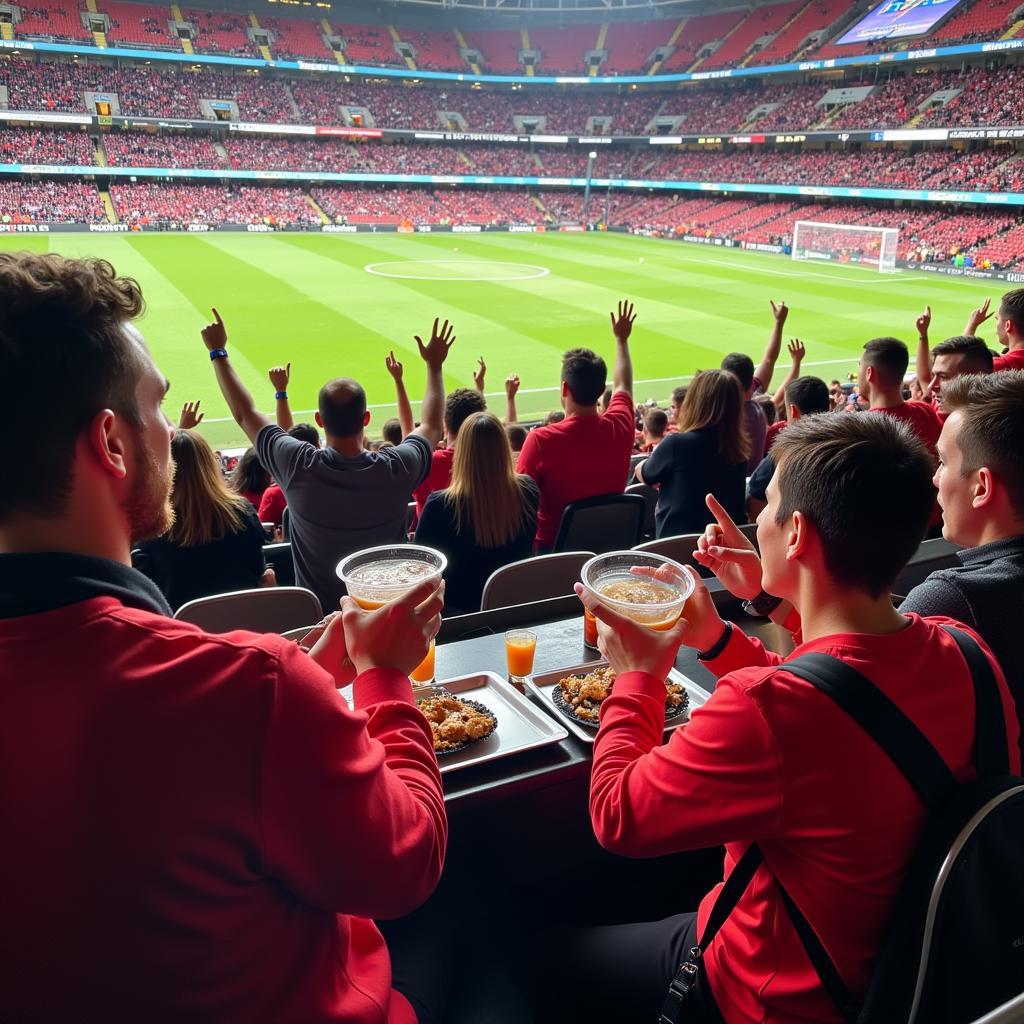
[527,660,713,745]
[343,672,569,775]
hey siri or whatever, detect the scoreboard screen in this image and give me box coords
[835,0,966,45]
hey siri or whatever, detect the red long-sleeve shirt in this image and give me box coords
[0,596,447,1022]
[590,614,1019,1024]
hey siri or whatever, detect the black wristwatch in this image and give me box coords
[697,621,734,662]
[742,590,783,618]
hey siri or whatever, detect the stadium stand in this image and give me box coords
[932,0,1023,44]
[660,10,748,71]
[461,28,523,73]
[0,125,94,165]
[331,21,399,66]
[0,178,107,221]
[183,8,257,56]
[530,23,596,74]
[11,0,91,41]
[701,0,803,70]
[601,20,674,74]
[102,129,224,169]
[257,16,330,61]
[102,1,176,49]
[746,0,849,65]
[108,181,319,224]
[395,27,466,72]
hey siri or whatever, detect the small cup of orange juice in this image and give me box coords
[505,630,537,691]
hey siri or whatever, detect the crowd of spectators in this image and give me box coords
[108,182,319,224]
[0,125,94,165]
[0,178,106,221]
[102,129,223,169]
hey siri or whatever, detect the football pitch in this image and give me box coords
[1,230,997,449]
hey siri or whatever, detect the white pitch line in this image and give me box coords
[698,258,930,283]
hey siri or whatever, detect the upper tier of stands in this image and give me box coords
[4,60,1023,137]
[4,0,1021,75]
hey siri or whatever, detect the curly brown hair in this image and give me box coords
[0,251,146,520]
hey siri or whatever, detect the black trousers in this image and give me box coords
[529,910,724,1024]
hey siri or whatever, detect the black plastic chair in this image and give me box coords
[553,493,646,554]
[263,541,295,588]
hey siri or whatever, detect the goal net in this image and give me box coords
[792,221,899,273]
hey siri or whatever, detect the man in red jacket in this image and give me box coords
[564,414,1019,1024]
[0,252,448,1023]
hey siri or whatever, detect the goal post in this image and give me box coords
[792,221,899,273]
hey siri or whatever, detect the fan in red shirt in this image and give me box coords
[986,289,1024,372]
[914,306,994,412]
[0,252,449,1024]
[517,300,637,550]
[547,413,1018,1024]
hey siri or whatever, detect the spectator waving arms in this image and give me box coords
[412,317,455,449]
[268,361,293,431]
[203,308,272,444]
[610,299,635,397]
[386,350,414,438]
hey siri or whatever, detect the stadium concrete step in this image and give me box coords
[1002,18,1024,38]
[93,139,107,167]
[304,195,330,225]
[814,104,849,128]
[691,10,746,72]
[91,30,107,47]
[453,27,481,74]
[283,84,302,122]
[902,112,927,128]
[457,150,476,169]
[649,16,688,75]
[388,25,417,71]
[520,26,533,75]
[321,18,345,64]
[169,4,193,53]
[248,13,272,62]
[590,22,609,75]
[0,22,12,40]
[98,189,118,224]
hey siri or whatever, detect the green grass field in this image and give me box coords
[0,230,998,449]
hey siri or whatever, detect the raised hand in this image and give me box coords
[473,356,486,392]
[268,362,291,392]
[341,578,445,676]
[201,307,227,351]
[965,297,994,336]
[385,350,404,382]
[178,400,204,430]
[693,493,763,601]
[916,305,932,338]
[770,299,789,327]
[610,299,636,343]
[505,373,520,399]
[415,318,456,370]
[787,338,806,366]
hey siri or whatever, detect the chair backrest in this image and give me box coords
[480,551,595,611]
[553,492,646,554]
[624,482,657,539]
[892,537,961,597]
[972,991,1024,1024]
[633,533,702,568]
[281,505,291,541]
[262,541,295,588]
[626,452,645,487]
[280,624,317,644]
[174,586,322,634]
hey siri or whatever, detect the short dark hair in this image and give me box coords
[930,335,994,374]
[561,347,607,405]
[506,423,527,451]
[721,353,755,392]
[786,376,830,415]
[288,422,320,447]
[753,393,776,425]
[943,370,1024,517]
[644,408,668,438]
[381,418,402,446]
[0,252,145,520]
[862,337,909,386]
[318,378,367,438]
[444,387,486,438]
[671,385,688,408]
[544,410,565,426]
[772,414,935,597]
[999,288,1024,335]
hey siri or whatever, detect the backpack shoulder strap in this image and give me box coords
[940,625,1009,779]
[784,652,956,810]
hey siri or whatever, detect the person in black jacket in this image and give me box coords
[415,411,538,615]
[139,429,269,610]
[636,369,749,538]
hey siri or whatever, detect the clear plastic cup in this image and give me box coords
[337,544,447,609]
[580,551,694,630]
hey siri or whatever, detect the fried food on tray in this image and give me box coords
[417,692,497,753]
[557,666,687,724]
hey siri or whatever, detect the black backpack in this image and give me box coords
[663,625,1024,1024]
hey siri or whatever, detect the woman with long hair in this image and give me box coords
[414,411,539,614]
[636,369,750,538]
[232,447,270,511]
[138,430,270,609]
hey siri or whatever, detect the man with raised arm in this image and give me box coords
[517,299,636,551]
[0,252,448,1023]
[914,306,993,410]
[721,299,789,473]
[555,413,1018,1024]
[206,308,452,613]
[960,290,1024,372]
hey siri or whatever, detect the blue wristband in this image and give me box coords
[209,348,228,361]
[275,391,288,400]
